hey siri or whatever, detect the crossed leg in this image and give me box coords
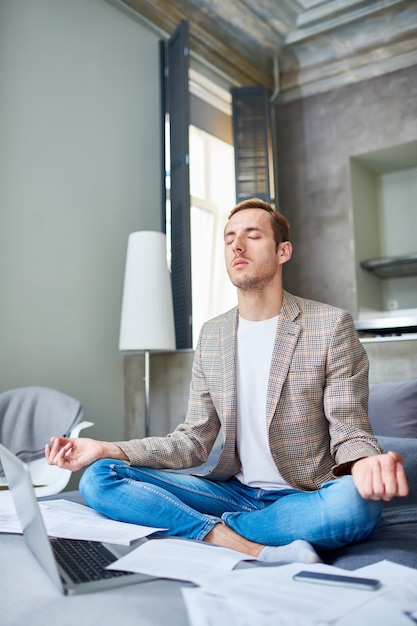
[79,460,382,563]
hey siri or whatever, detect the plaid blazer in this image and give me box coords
[119,291,382,491]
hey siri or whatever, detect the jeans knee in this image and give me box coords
[318,476,383,548]
[79,458,113,508]
[342,477,383,540]
[355,493,383,537]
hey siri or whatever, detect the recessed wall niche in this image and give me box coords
[351,140,417,319]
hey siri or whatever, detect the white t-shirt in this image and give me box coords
[235,315,290,490]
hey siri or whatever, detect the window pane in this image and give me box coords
[189,128,205,199]
[189,126,236,347]
[191,205,214,346]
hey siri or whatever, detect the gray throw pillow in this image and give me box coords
[369,378,417,438]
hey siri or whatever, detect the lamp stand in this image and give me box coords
[119,232,176,438]
[144,350,151,437]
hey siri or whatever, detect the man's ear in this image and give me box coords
[278,241,292,265]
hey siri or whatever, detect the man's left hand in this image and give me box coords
[351,451,409,501]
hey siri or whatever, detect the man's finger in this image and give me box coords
[395,462,409,497]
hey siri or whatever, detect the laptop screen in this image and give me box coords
[0,443,63,590]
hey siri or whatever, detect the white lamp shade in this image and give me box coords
[119,231,176,352]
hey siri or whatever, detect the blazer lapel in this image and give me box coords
[266,292,301,425]
[204,307,239,478]
[219,308,238,434]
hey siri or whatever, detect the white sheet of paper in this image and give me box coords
[40,499,164,544]
[0,497,164,544]
[351,560,417,617]
[107,537,254,584]
[198,560,417,625]
[182,588,313,626]
[0,494,22,532]
[356,559,417,587]
[184,586,414,626]
[199,562,392,622]
[334,598,413,626]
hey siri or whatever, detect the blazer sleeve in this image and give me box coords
[324,309,382,473]
[116,329,221,469]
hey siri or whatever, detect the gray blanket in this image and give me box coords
[0,386,83,475]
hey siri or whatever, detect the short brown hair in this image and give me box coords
[228,198,290,247]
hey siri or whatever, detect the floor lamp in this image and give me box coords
[119,231,176,437]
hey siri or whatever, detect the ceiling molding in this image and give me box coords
[278,2,417,102]
[120,0,417,101]
[120,0,274,89]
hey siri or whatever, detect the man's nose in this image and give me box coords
[232,236,244,252]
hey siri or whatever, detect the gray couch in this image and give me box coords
[61,378,417,571]
[323,435,417,569]
[323,378,417,570]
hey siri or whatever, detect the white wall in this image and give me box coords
[350,159,382,313]
[351,158,417,315]
[0,0,162,445]
[378,167,417,310]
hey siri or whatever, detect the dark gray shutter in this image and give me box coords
[231,86,272,204]
[166,20,192,349]
[159,39,167,234]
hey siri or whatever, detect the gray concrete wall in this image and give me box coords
[123,352,194,437]
[364,337,417,383]
[274,66,417,317]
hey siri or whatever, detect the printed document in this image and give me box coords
[182,560,417,626]
[0,497,164,544]
[107,537,254,584]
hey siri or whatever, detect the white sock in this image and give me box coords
[258,540,322,564]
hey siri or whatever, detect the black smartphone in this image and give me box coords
[293,570,381,591]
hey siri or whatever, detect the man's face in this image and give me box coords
[224,208,283,293]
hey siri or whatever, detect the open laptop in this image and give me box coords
[0,443,154,595]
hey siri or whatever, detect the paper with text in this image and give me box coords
[107,537,254,584]
[0,497,164,544]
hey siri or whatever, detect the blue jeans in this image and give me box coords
[79,460,383,550]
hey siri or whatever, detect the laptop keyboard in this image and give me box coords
[50,537,134,584]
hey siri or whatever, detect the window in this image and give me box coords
[163,21,241,348]
[189,126,236,347]
[165,124,236,348]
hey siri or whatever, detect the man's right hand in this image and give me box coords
[45,436,128,472]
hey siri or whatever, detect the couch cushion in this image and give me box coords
[369,378,417,438]
[377,436,417,522]
[322,435,417,570]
